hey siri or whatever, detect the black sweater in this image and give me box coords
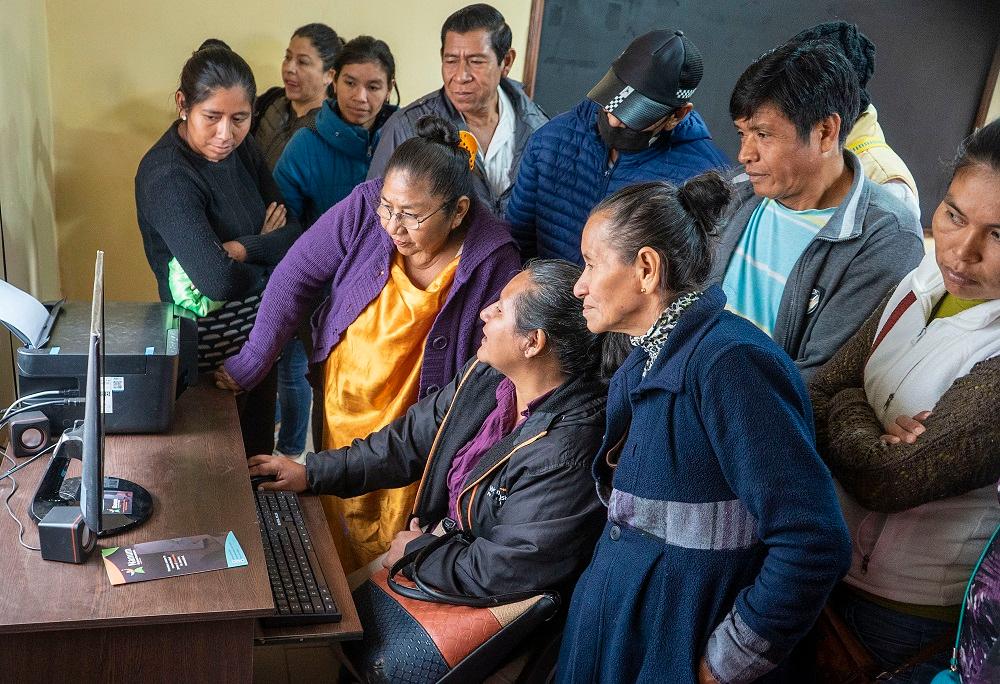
[135,122,302,303]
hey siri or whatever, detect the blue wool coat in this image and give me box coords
[273,100,397,227]
[506,99,729,264]
[557,286,851,684]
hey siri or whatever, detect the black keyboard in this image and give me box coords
[254,489,341,627]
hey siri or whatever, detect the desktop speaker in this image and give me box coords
[8,410,50,458]
[38,506,96,564]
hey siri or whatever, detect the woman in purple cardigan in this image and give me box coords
[216,115,520,571]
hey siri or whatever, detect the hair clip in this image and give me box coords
[457,130,478,170]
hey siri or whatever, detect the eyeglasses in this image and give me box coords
[375,201,450,231]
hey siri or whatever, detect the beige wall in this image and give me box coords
[44,0,530,303]
[1,0,60,408]
[989,76,1000,125]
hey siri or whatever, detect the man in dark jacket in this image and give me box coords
[368,4,548,216]
[506,29,729,263]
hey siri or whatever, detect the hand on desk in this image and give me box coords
[214,367,244,393]
[383,518,424,569]
[248,454,308,492]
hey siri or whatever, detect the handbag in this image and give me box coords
[342,528,560,684]
[931,522,1000,683]
[815,600,958,683]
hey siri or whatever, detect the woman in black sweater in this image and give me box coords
[135,42,301,456]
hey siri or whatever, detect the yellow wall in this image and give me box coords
[44,0,530,303]
[1,0,60,408]
[988,78,1000,126]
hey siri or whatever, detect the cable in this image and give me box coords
[0,399,85,432]
[1,441,56,552]
[1,389,77,421]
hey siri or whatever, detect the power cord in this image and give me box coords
[1,441,57,552]
[0,393,83,552]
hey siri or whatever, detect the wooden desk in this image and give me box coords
[0,384,359,682]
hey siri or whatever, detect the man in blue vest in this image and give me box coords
[506,29,729,264]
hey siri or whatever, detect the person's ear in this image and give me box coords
[500,49,516,78]
[522,328,547,359]
[323,68,335,88]
[175,91,187,119]
[634,246,663,295]
[817,113,843,154]
[450,196,471,229]
[661,102,694,131]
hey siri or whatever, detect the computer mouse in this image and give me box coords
[250,474,278,489]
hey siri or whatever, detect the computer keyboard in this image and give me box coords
[254,489,341,627]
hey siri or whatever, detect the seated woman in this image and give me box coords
[248,259,606,593]
[810,119,1000,683]
[135,42,301,457]
[253,23,342,170]
[557,173,851,684]
[216,115,521,573]
[274,35,399,227]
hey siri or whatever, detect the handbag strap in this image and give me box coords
[868,291,917,361]
[386,529,550,608]
[873,632,956,681]
[939,522,1000,676]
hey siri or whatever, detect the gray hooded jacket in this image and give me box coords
[710,151,924,380]
[367,78,548,216]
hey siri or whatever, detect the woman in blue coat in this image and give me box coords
[273,35,399,227]
[558,173,852,683]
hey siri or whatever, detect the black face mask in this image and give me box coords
[596,111,668,152]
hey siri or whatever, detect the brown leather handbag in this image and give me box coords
[815,604,953,683]
[342,530,560,683]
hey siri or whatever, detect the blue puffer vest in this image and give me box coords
[506,98,730,264]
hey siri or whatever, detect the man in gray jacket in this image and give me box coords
[367,3,548,216]
[713,39,924,380]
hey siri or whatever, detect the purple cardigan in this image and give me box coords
[224,178,521,400]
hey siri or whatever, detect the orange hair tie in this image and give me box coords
[457,130,478,170]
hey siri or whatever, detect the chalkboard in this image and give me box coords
[530,0,1000,222]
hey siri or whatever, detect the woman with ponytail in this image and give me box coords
[135,42,301,457]
[253,23,343,170]
[216,114,520,572]
[558,171,851,683]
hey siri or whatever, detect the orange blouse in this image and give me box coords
[321,251,460,572]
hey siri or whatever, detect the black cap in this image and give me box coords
[588,29,704,131]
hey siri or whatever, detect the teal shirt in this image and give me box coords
[722,198,835,335]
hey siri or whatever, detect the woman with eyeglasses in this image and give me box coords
[216,114,520,572]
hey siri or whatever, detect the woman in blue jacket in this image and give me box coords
[557,173,851,683]
[273,35,398,227]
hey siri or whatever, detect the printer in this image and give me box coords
[2,279,198,434]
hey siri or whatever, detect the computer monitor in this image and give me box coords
[30,251,153,536]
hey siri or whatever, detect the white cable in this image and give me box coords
[1,390,63,421]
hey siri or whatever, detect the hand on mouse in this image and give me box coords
[248,454,308,492]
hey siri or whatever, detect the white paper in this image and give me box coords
[0,278,51,347]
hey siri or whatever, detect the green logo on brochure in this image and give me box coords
[124,567,146,576]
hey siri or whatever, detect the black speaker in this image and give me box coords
[8,410,50,458]
[38,505,96,564]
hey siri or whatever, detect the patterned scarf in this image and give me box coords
[630,291,703,376]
